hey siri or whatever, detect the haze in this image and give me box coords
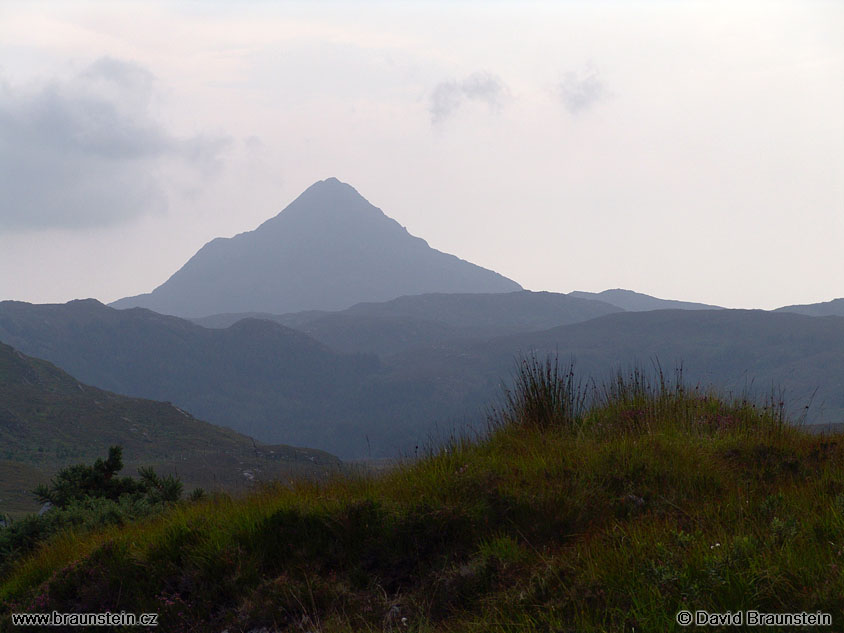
[1,1,842,310]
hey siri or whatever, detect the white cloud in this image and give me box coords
[429,71,508,124]
[0,57,231,231]
[557,67,608,114]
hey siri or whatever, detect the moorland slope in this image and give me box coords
[2,361,842,631]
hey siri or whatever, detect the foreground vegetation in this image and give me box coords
[2,358,844,631]
[0,447,200,579]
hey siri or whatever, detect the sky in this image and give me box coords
[1,1,842,310]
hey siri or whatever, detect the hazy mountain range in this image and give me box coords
[2,177,843,465]
[569,288,723,312]
[191,290,624,355]
[111,178,520,317]
[0,298,378,452]
[3,297,843,461]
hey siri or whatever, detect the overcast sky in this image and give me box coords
[1,1,842,310]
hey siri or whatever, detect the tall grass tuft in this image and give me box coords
[585,362,792,439]
[493,352,586,432]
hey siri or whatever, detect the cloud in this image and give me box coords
[0,58,231,231]
[429,71,508,124]
[557,68,608,114]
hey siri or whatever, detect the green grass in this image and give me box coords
[2,357,843,632]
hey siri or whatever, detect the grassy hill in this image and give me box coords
[2,360,843,631]
[0,342,340,517]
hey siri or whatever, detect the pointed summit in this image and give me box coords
[256,177,396,230]
[288,177,365,211]
[112,179,521,317]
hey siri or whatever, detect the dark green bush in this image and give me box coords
[0,446,187,574]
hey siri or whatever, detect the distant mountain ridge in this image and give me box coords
[111,178,521,317]
[0,298,379,453]
[569,288,723,312]
[376,308,844,432]
[4,299,844,460]
[776,298,844,317]
[191,290,624,355]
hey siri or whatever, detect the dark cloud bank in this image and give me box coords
[0,58,230,231]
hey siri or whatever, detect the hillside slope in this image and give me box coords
[0,342,340,516]
[111,178,521,317]
[0,299,379,454]
[3,366,842,631]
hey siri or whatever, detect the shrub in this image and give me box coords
[0,447,186,574]
[32,446,144,509]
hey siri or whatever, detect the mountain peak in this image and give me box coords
[304,176,356,196]
[258,177,381,229]
[300,177,368,205]
[110,180,521,317]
